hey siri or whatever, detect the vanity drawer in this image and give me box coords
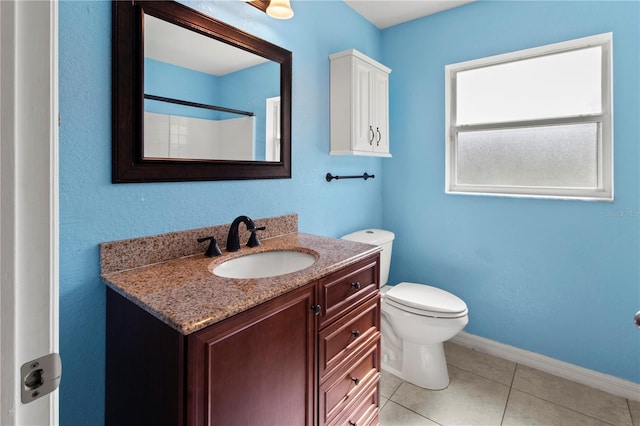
[328,377,379,426]
[319,295,380,378]
[320,338,380,425]
[319,254,379,328]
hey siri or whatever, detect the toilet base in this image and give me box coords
[403,341,450,390]
[382,340,451,390]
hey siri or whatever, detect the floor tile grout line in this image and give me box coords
[382,348,635,426]
[380,378,402,402]
[384,368,509,426]
[627,399,636,426]
[510,390,629,426]
[385,399,445,426]
[509,364,631,426]
[448,348,635,426]
[382,378,448,425]
[446,362,516,388]
[508,383,628,424]
[499,362,519,425]
[386,374,623,426]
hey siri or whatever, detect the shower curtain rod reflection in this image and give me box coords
[144,94,255,116]
[326,172,375,182]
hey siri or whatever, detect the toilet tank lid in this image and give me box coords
[341,229,395,245]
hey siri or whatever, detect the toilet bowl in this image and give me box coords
[381,282,468,389]
[341,229,469,390]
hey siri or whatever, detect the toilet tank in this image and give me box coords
[341,229,395,286]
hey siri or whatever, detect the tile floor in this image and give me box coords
[379,342,640,426]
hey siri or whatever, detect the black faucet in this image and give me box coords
[226,216,266,252]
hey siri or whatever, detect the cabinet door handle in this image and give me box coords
[311,305,321,315]
[369,126,374,144]
[351,377,360,385]
[351,282,361,290]
[348,422,356,426]
[376,127,381,146]
[351,330,360,338]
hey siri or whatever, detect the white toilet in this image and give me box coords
[342,229,468,390]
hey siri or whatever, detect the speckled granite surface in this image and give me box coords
[100,213,298,275]
[101,215,379,335]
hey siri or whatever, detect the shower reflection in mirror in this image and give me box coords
[143,13,281,162]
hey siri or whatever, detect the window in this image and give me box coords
[445,33,613,200]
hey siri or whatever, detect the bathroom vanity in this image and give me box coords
[102,215,381,426]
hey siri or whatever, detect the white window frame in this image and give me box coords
[445,33,613,201]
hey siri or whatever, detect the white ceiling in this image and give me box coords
[144,1,476,76]
[145,15,268,76]
[344,0,475,29]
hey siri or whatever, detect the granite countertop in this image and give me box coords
[102,232,379,335]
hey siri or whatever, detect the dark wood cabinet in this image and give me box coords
[318,256,381,426]
[106,253,380,426]
[186,283,316,426]
[106,288,186,426]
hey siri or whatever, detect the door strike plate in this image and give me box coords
[21,353,62,404]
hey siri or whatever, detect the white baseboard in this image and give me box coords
[450,331,640,402]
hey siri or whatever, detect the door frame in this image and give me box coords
[0,1,59,424]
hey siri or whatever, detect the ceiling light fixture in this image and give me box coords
[266,0,294,20]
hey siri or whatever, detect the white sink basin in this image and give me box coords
[212,250,317,279]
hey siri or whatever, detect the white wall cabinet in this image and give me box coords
[330,49,391,157]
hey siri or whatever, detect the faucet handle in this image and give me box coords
[246,226,266,248]
[197,236,222,257]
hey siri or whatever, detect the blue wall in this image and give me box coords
[382,0,640,384]
[59,1,382,424]
[144,58,221,119]
[59,0,639,424]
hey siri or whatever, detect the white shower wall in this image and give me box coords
[144,112,255,160]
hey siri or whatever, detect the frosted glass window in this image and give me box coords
[457,124,599,188]
[445,33,612,200]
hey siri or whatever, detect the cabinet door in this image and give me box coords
[352,59,374,153]
[187,283,317,426]
[371,69,389,154]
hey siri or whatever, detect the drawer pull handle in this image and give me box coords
[349,422,356,426]
[351,377,360,385]
[351,330,360,338]
[351,282,361,290]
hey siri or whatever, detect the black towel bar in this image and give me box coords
[326,172,374,182]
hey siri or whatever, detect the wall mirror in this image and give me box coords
[113,1,292,182]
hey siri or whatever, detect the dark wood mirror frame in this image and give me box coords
[112,0,292,183]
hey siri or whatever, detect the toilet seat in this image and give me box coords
[385,282,468,318]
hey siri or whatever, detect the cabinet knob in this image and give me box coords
[351,282,361,290]
[351,330,360,338]
[311,305,321,315]
[351,377,360,385]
